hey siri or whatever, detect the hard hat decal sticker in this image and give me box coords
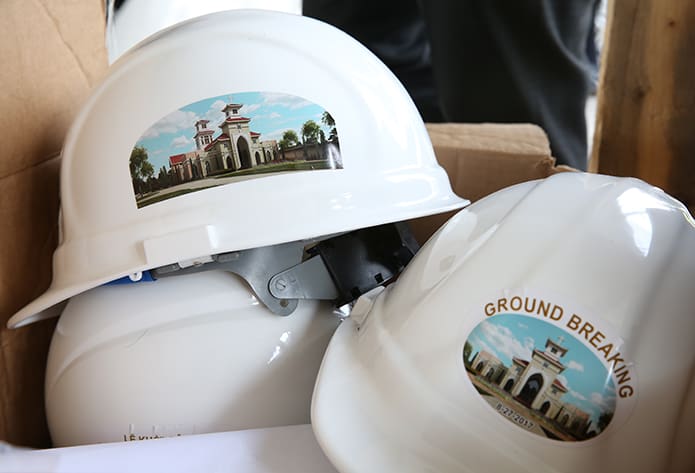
[130,92,341,208]
[463,292,636,442]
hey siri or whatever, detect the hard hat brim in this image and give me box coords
[7,274,126,328]
[7,190,468,329]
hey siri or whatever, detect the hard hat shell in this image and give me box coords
[312,172,695,473]
[9,9,466,328]
[46,270,341,447]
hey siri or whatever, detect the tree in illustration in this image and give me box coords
[279,129,300,150]
[596,410,614,433]
[301,120,321,144]
[130,146,154,195]
[463,341,473,367]
[157,166,170,188]
[321,111,337,141]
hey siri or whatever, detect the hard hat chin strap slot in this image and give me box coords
[152,222,419,316]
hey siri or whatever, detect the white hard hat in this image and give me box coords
[312,172,695,473]
[9,9,466,328]
[46,270,341,447]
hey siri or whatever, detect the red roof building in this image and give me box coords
[169,153,186,166]
[204,133,231,151]
[222,116,251,124]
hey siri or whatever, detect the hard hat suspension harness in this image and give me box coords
[150,222,420,315]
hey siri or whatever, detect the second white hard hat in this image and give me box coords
[46,270,341,447]
[312,172,695,473]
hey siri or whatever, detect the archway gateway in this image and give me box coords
[237,137,252,169]
[518,373,543,406]
[540,401,550,414]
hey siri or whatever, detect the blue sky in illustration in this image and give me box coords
[134,91,334,171]
[467,314,616,428]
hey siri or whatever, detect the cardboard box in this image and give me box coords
[0,0,564,449]
[0,0,108,448]
[409,122,567,244]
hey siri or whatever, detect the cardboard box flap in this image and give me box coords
[409,123,560,244]
[0,0,108,181]
[426,122,552,157]
[0,0,107,448]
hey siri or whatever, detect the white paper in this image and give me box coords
[0,425,337,473]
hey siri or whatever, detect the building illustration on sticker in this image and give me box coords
[464,314,617,441]
[175,104,279,181]
[130,92,341,208]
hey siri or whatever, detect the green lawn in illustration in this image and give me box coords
[135,186,217,207]
[135,160,336,207]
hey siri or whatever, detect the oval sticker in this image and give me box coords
[130,91,341,208]
[463,292,636,442]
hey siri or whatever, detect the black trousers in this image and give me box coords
[304,0,599,170]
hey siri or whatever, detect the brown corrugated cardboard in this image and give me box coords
[0,0,564,449]
[0,1,107,180]
[0,157,60,448]
[408,123,566,244]
[0,0,108,447]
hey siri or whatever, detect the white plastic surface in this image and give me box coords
[106,1,303,63]
[45,271,340,447]
[0,425,337,473]
[9,9,467,328]
[312,173,695,473]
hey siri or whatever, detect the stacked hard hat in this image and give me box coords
[312,172,695,473]
[7,10,467,446]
